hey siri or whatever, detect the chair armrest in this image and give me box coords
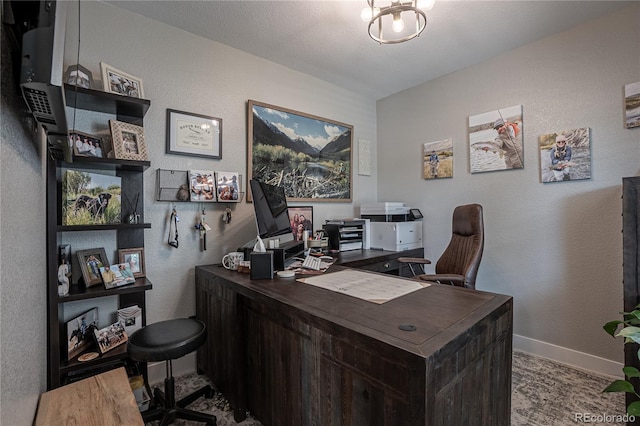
[416,274,468,288]
[397,257,432,265]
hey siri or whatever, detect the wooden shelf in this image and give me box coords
[58,278,153,303]
[57,223,151,232]
[60,344,129,375]
[58,156,150,172]
[64,84,150,118]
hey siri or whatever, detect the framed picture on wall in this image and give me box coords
[247,100,353,202]
[469,105,524,173]
[423,138,453,179]
[538,128,591,183]
[166,109,222,159]
[288,206,313,242]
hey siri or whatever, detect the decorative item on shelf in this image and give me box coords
[66,307,99,360]
[62,169,121,225]
[360,0,434,45]
[177,184,190,201]
[77,248,110,288]
[64,64,94,89]
[117,305,143,336]
[100,263,135,290]
[248,100,353,202]
[118,247,145,279]
[100,62,144,98]
[166,109,222,159]
[93,321,128,354]
[188,170,216,202]
[123,192,140,224]
[69,130,106,158]
[58,244,72,296]
[109,119,148,161]
[215,171,240,202]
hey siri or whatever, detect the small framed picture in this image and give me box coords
[118,247,145,279]
[93,321,128,354]
[66,307,99,360]
[100,263,135,290]
[77,248,109,287]
[188,170,216,202]
[69,131,105,158]
[109,120,148,161]
[100,62,144,98]
[166,109,222,159]
[64,64,93,89]
[215,171,240,202]
[288,206,313,242]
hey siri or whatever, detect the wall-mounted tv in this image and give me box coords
[249,179,292,239]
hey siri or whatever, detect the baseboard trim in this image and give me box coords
[513,334,623,378]
[146,353,197,386]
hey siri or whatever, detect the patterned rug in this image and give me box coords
[146,351,626,425]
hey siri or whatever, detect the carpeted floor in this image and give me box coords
[146,351,626,425]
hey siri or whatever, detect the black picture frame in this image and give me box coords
[66,307,98,360]
[166,109,222,159]
[64,64,94,89]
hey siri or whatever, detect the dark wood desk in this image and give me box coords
[195,251,512,426]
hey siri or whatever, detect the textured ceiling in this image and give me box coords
[104,0,630,100]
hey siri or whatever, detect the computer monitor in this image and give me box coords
[249,179,292,239]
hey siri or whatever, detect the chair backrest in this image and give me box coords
[435,204,484,289]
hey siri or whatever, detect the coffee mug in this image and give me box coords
[222,252,244,270]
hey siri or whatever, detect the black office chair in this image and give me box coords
[127,318,216,426]
[398,204,484,289]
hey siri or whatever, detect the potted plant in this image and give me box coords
[603,303,640,416]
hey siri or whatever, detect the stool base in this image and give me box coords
[143,376,216,426]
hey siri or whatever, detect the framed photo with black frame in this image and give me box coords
[166,109,222,159]
[77,248,109,287]
[66,307,98,360]
[288,206,313,242]
[64,64,94,89]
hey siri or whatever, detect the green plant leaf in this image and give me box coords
[629,401,640,416]
[604,320,623,336]
[603,380,635,393]
[623,366,640,378]
[617,326,640,344]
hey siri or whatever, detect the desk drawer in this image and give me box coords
[359,258,400,274]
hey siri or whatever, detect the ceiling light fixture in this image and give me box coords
[361,0,434,44]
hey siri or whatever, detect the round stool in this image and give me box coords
[128,318,216,425]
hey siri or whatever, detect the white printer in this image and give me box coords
[360,203,423,252]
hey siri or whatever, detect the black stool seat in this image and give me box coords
[129,318,207,362]
[128,318,216,426]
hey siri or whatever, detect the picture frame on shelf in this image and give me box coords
[109,119,148,161]
[64,64,94,89]
[166,109,222,159]
[100,62,144,98]
[100,263,135,290]
[93,321,128,354]
[248,100,353,202]
[288,206,313,242]
[69,130,105,158]
[188,170,216,202]
[62,169,121,226]
[77,248,109,287]
[118,247,145,279]
[66,307,99,360]
[215,171,240,202]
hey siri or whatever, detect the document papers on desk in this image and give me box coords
[297,270,430,304]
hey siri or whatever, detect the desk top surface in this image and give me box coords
[197,260,511,358]
[35,367,143,426]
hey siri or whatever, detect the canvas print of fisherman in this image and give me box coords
[539,128,591,183]
[625,81,640,129]
[469,105,523,173]
[423,138,453,179]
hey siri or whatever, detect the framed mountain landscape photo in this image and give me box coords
[247,100,353,202]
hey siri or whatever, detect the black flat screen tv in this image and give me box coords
[250,179,292,239]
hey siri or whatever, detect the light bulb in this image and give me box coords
[416,0,435,11]
[392,13,404,33]
[361,6,380,21]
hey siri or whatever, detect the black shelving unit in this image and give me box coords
[46,86,153,389]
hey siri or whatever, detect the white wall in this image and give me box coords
[377,4,640,372]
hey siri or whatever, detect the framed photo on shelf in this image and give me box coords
[100,263,135,290]
[118,247,145,279]
[64,64,93,89]
[247,100,353,202]
[100,62,144,98]
[109,120,148,161]
[77,248,109,287]
[66,307,99,360]
[188,170,216,202]
[62,169,121,226]
[166,109,222,159]
[215,171,240,202]
[288,206,313,242]
[69,131,105,158]
[93,321,128,354]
